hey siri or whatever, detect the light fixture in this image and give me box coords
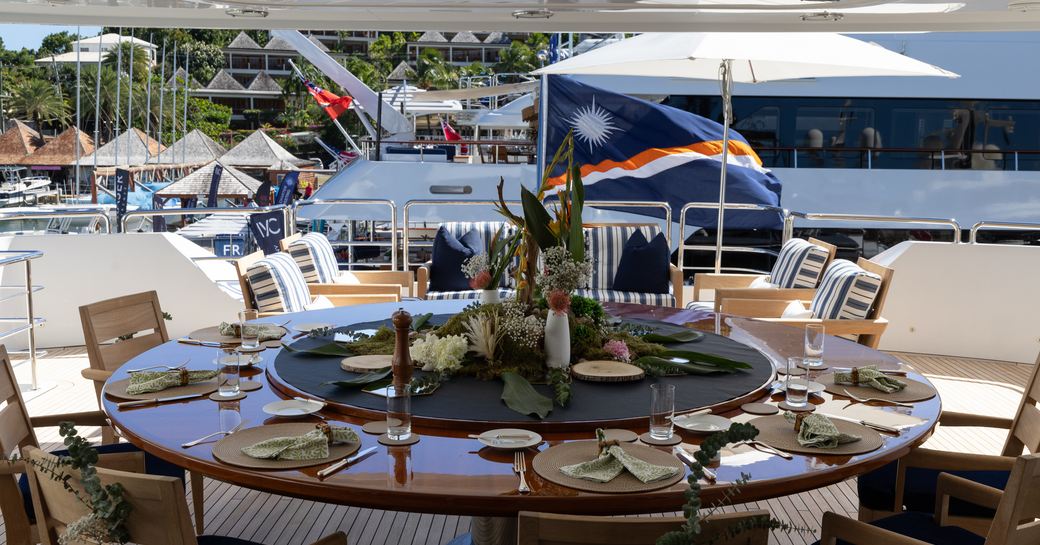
[801,11,844,20]
[512,8,554,18]
[225,7,269,17]
[1008,0,1040,10]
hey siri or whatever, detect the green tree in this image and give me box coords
[186,97,231,139]
[102,42,150,81]
[39,31,78,57]
[182,42,224,85]
[368,32,408,74]
[342,57,384,90]
[415,48,458,90]
[7,78,71,130]
[495,41,537,75]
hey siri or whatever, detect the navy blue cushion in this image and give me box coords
[858,461,1009,517]
[429,227,483,293]
[198,536,264,545]
[611,231,670,294]
[19,442,185,523]
[812,512,984,545]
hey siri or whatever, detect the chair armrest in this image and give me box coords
[938,411,1014,429]
[819,512,931,545]
[759,317,889,337]
[325,294,401,307]
[936,473,1003,525]
[94,450,146,473]
[718,298,793,318]
[309,283,402,296]
[417,264,431,299]
[308,532,348,545]
[890,448,1014,513]
[669,265,683,308]
[81,368,113,382]
[692,273,766,301]
[715,287,817,313]
[0,459,26,475]
[31,410,110,429]
[339,271,414,296]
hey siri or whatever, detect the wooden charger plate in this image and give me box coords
[188,325,289,346]
[212,423,361,470]
[571,360,645,382]
[532,440,685,493]
[341,355,392,373]
[817,373,936,403]
[104,378,219,401]
[749,415,883,456]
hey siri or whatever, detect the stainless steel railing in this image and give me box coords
[294,198,398,270]
[0,208,112,234]
[677,202,788,275]
[0,250,44,389]
[969,221,1040,244]
[789,212,962,241]
[120,204,294,236]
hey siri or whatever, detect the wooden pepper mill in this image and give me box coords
[391,308,413,390]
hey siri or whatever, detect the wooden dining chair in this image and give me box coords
[78,291,207,533]
[279,232,414,297]
[818,452,1040,545]
[856,353,1040,535]
[517,510,770,545]
[22,446,349,545]
[692,237,837,303]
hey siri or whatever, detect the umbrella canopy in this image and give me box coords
[220,130,309,168]
[156,160,263,199]
[0,120,44,165]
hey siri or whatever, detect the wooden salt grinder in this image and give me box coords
[391,309,413,389]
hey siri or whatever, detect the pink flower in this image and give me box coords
[603,340,631,363]
[469,270,492,290]
[547,289,571,315]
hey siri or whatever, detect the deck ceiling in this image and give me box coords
[2,0,1040,32]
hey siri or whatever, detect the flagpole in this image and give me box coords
[157,40,166,167]
[182,49,189,165]
[127,28,135,151]
[170,43,177,167]
[287,59,363,154]
[114,30,122,167]
[145,33,153,165]
[74,25,82,200]
[714,59,733,274]
[93,31,102,190]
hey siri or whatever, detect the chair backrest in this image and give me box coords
[1002,356,1040,456]
[79,291,170,400]
[809,257,893,321]
[23,446,198,545]
[285,232,342,284]
[584,224,662,290]
[243,252,312,314]
[517,510,769,545]
[0,345,39,545]
[235,250,267,311]
[984,453,1040,545]
[278,232,302,252]
[769,237,837,289]
[855,257,894,320]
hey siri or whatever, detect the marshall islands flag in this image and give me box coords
[543,76,783,230]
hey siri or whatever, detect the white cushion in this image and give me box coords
[287,232,340,284]
[770,238,830,289]
[245,253,312,314]
[781,300,813,319]
[749,275,775,289]
[810,259,883,320]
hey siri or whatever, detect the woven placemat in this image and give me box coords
[532,441,685,494]
[189,325,289,345]
[104,378,219,401]
[818,373,936,403]
[212,423,361,470]
[749,415,883,456]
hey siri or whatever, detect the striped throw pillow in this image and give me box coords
[287,233,340,284]
[246,252,312,313]
[770,238,830,289]
[810,260,883,320]
[584,225,661,290]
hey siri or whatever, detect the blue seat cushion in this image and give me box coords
[812,512,984,545]
[198,536,265,545]
[858,461,1009,517]
[429,227,483,293]
[611,231,670,294]
[19,442,185,523]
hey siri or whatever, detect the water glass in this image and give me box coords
[239,309,260,350]
[386,384,412,441]
[803,324,825,368]
[219,400,242,432]
[649,383,676,440]
[217,351,242,397]
[785,357,810,408]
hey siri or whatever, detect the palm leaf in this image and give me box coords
[661,350,753,370]
[501,372,553,419]
[281,341,352,357]
[323,367,392,388]
[642,331,705,344]
[567,161,585,262]
[521,186,557,250]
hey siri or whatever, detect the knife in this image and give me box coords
[117,392,207,409]
[672,447,717,483]
[178,338,229,348]
[822,413,901,435]
[317,446,378,479]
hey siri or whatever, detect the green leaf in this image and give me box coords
[281,341,352,357]
[633,356,738,375]
[412,312,434,332]
[662,350,753,370]
[521,186,557,250]
[323,367,392,388]
[568,161,585,262]
[642,330,705,344]
[501,371,553,419]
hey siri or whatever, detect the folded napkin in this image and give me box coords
[783,412,861,449]
[559,429,680,484]
[125,369,220,395]
[241,423,359,461]
[218,322,284,342]
[834,365,906,394]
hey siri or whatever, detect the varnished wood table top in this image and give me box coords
[102,301,940,517]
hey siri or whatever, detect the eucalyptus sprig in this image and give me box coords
[547,367,572,407]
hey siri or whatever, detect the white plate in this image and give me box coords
[774,380,826,394]
[476,428,542,450]
[293,322,333,333]
[262,398,326,417]
[672,413,733,433]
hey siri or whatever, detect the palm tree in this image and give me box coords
[7,78,71,130]
[415,49,458,90]
[495,42,537,75]
[102,42,150,81]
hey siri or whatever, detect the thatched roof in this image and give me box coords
[248,71,282,92]
[154,129,226,165]
[387,61,416,82]
[206,69,245,91]
[228,32,262,50]
[20,127,94,166]
[268,159,299,171]
[265,34,329,52]
[416,31,447,43]
[0,120,44,165]
[166,67,202,89]
[451,31,480,44]
[219,130,308,168]
[78,128,164,167]
[157,160,263,198]
[484,32,510,44]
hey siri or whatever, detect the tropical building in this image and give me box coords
[34,33,158,66]
[406,31,515,66]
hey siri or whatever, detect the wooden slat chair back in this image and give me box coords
[517,510,770,545]
[279,232,415,297]
[1002,358,1040,456]
[692,237,838,302]
[236,250,267,312]
[856,257,895,321]
[0,345,39,545]
[985,453,1040,545]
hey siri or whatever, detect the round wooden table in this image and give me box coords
[102,301,941,544]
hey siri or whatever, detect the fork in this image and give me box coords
[741,440,794,460]
[841,388,913,408]
[513,451,530,494]
[127,360,188,374]
[181,421,246,448]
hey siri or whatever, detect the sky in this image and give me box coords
[0,24,102,51]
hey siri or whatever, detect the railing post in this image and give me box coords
[940,150,946,171]
[24,258,37,390]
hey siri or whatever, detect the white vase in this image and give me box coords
[479,289,500,304]
[544,311,571,369]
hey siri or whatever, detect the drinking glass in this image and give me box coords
[217,352,242,397]
[803,324,825,368]
[386,384,412,441]
[219,400,242,432]
[239,309,260,350]
[649,383,676,440]
[785,357,810,408]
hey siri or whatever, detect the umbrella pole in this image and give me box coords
[714,59,733,274]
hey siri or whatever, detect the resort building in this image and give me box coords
[34,33,158,66]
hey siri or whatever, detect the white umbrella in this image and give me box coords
[535,32,959,272]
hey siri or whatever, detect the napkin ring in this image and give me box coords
[315,421,334,443]
[597,438,621,450]
[178,368,190,386]
[793,412,808,432]
[851,367,860,384]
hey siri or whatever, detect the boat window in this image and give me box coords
[430,185,473,195]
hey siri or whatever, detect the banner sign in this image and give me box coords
[248,210,285,255]
[151,195,167,233]
[114,169,130,231]
[274,171,300,206]
[206,163,223,208]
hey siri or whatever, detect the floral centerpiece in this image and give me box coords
[460,226,522,304]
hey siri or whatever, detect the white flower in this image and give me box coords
[411,333,468,374]
[464,312,503,362]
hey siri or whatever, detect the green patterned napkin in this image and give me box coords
[559,429,680,484]
[241,425,359,461]
[783,412,861,449]
[218,322,285,342]
[834,365,906,394]
[125,369,220,395]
